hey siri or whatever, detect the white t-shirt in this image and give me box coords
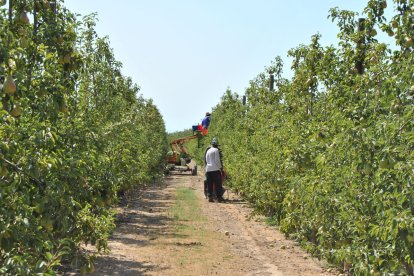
[205,147,222,172]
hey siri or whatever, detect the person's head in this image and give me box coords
[211,137,218,147]
[205,112,211,116]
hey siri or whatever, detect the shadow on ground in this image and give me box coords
[91,258,161,276]
[61,180,178,275]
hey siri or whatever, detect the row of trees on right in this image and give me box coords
[207,1,413,274]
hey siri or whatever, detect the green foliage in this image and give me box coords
[201,1,414,274]
[0,1,167,274]
[168,129,193,141]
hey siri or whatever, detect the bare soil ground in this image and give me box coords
[66,172,338,275]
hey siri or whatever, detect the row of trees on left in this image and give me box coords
[0,0,168,274]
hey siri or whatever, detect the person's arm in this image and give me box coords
[204,146,210,166]
[214,149,222,170]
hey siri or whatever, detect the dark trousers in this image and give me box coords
[206,170,223,198]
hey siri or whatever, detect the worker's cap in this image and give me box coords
[206,112,211,116]
[211,137,218,146]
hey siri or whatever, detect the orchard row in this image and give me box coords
[0,0,167,274]
[204,1,413,274]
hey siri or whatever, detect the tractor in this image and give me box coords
[165,126,207,175]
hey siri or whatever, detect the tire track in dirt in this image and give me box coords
[63,173,337,275]
[193,174,335,276]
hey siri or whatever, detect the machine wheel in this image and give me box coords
[164,167,170,175]
[191,165,197,176]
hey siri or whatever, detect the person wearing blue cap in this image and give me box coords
[204,137,225,202]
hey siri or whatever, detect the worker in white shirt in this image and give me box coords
[205,137,225,202]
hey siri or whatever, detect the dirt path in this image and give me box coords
[70,173,337,275]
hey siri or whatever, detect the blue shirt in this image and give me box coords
[202,115,210,129]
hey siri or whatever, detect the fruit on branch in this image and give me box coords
[10,105,22,117]
[57,35,64,44]
[404,36,414,47]
[63,53,71,64]
[18,28,27,37]
[20,37,29,48]
[3,76,16,95]
[40,0,50,9]
[0,166,8,177]
[59,103,68,114]
[387,29,394,36]
[18,12,30,24]
[7,59,16,70]
[409,85,414,96]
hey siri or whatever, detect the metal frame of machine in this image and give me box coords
[165,128,207,175]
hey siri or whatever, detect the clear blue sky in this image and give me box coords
[64,1,380,132]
